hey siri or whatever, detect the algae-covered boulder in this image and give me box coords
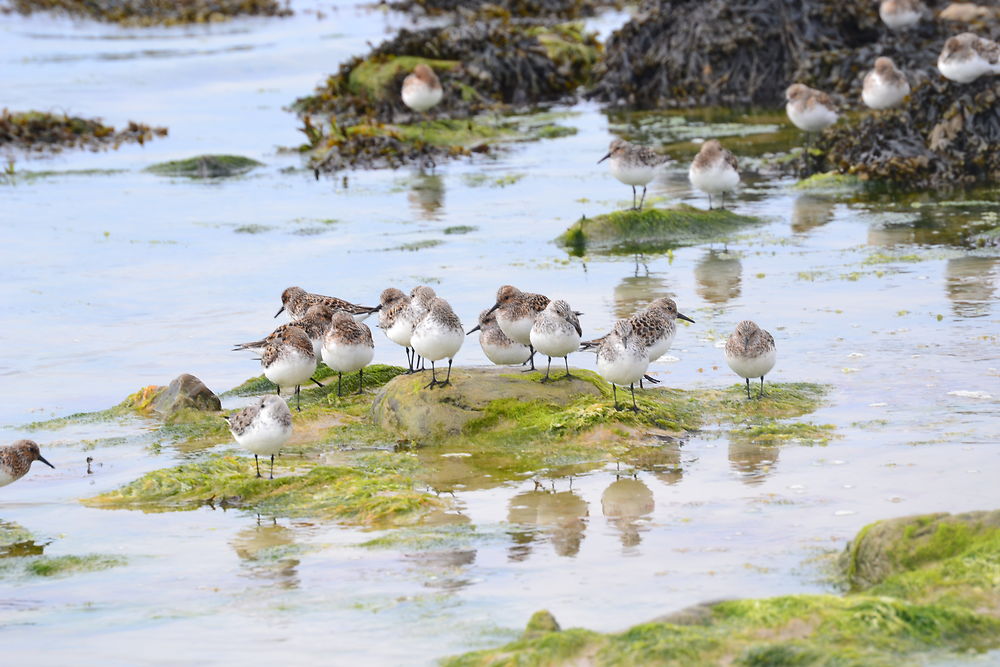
[842,510,1000,590]
[371,366,603,440]
[1,0,292,26]
[0,109,167,152]
[557,205,761,256]
[522,610,561,639]
[150,374,221,416]
[145,154,262,178]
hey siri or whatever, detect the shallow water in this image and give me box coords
[2,2,999,664]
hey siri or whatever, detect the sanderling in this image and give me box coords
[486,285,550,371]
[224,395,292,479]
[467,308,532,366]
[879,0,922,30]
[530,299,582,381]
[261,325,319,411]
[596,320,649,412]
[598,138,666,210]
[938,33,1000,84]
[724,320,777,399]
[402,64,443,114]
[862,57,910,110]
[322,311,375,396]
[0,440,54,487]
[785,84,839,133]
[688,140,740,210]
[408,285,438,370]
[275,286,379,322]
[234,303,334,363]
[410,296,464,389]
[378,287,416,371]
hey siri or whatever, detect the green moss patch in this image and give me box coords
[145,154,262,179]
[84,453,442,526]
[557,205,763,256]
[1,0,291,26]
[1,109,167,153]
[793,171,866,194]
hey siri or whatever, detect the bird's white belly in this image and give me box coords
[481,338,531,365]
[234,420,292,456]
[880,7,920,29]
[411,326,463,361]
[862,78,908,109]
[264,353,316,389]
[0,469,18,487]
[725,348,776,379]
[403,85,443,112]
[647,330,676,361]
[598,349,649,386]
[530,327,581,358]
[385,318,413,347]
[786,102,838,132]
[322,342,374,373]
[611,161,655,186]
[689,163,739,194]
[497,314,534,346]
[938,56,992,84]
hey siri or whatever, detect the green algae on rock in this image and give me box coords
[445,510,1000,665]
[0,109,167,153]
[145,154,262,179]
[557,205,762,256]
[84,454,443,526]
[0,521,126,579]
[0,0,291,26]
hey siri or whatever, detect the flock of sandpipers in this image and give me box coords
[3,0,995,483]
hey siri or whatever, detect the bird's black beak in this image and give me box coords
[574,311,584,317]
[36,454,54,469]
[485,302,500,316]
[597,152,610,164]
[678,313,695,323]
[372,304,382,312]
[274,306,285,318]
[466,325,481,335]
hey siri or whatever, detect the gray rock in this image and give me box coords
[150,374,221,415]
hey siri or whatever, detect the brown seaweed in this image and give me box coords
[0,0,291,25]
[0,109,168,153]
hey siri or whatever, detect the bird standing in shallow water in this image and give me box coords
[598,139,667,211]
[322,312,375,396]
[724,320,777,399]
[0,440,54,487]
[224,395,292,479]
[530,300,582,382]
[688,140,739,210]
[862,57,910,110]
[486,285,550,371]
[261,326,319,411]
[411,297,464,389]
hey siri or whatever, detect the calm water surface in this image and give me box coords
[1,2,999,664]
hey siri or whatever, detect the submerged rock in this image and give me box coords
[145,155,262,178]
[0,0,292,26]
[557,205,762,256]
[150,374,221,416]
[0,109,167,153]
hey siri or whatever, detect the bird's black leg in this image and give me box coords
[337,372,343,397]
[563,356,573,380]
[441,359,453,387]
[631,185,637,210]
[721,191,726,210]
[630,383,640,412]
[270,454,275,480]
[295,385,302,412]
[357,368,364,395]
[424,361,438,389]
[255,454,262,478]
[745,377,751,400]
[310,377,323,388]
[522,345,538,372]
[708,193,713,210]
[542,356,552,382]
[405,347,414,374]
[639,185,647,210]
[612,384,622,411]
[759,376,766,399]
[639,377,644,389]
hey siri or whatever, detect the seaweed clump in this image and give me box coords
[0,109,167,153]
[293,21,598,172]
[385,0,616,20]
[0,0,291,26]
[816,76,1000,188]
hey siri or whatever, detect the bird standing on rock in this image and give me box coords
[530,300,582,382]
[724,320,777,399]
[688,140,739,210]
[411,297,464,389]
[224,395,292,480]
[322,311,375,396]
[486,285,550,371]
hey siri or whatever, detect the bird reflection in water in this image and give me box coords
[612,273,673,319]
[729,438,780,486]
[694,249,742,305]
[230,517,301,590]
[407,171,445,221]
[619,442,686,486]
[945,256,998,318]
[404,548,477,592]
[506,487,589,561]
[791,194,835,235]
[601,476,654,549]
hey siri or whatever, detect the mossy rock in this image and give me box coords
[842,510,1000,592]
[347,56,460,103]
[145,154,262,178]
[371,366,604,440]
[557,204,762,256]
[792,171,866,194]
[445,510,1000,665]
